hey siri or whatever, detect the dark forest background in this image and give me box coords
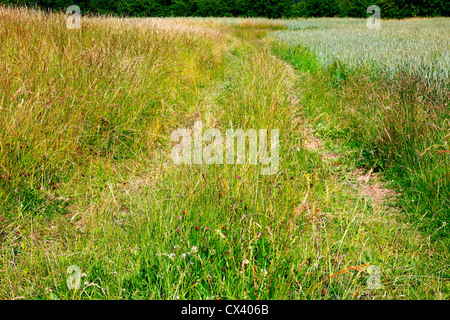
[1,0,449,19]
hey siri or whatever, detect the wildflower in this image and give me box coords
[176,227,181,232]
[181,253,186,259]
[215,229,226,238]
[182,209,186,215]
[169,253,175,260]
[179,215,182,219]
[37,185,41,190]
[243,259,250,265]
[190,246,198,254]
[257,232,262,238]
[237,175,241,179]
[6,174,10,179]
[205,227,209,231]
[52,185,57,190]
[218,191,222,197]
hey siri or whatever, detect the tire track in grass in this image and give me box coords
[268,33,449,299]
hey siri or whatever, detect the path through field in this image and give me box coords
[0,10,448,299]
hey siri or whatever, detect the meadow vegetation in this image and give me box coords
[0,7,448,299]
[272,17,449,241]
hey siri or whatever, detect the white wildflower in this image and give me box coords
[215,229,226,238]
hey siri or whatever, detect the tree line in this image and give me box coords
[1,0,449,19]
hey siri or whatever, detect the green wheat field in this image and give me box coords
[0,7,448,299]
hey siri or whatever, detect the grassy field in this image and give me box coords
[0,7,448,299]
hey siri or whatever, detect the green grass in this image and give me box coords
[271,37,449,243]
[0,8,448,300]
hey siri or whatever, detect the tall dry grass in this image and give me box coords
[0,6,225,217]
